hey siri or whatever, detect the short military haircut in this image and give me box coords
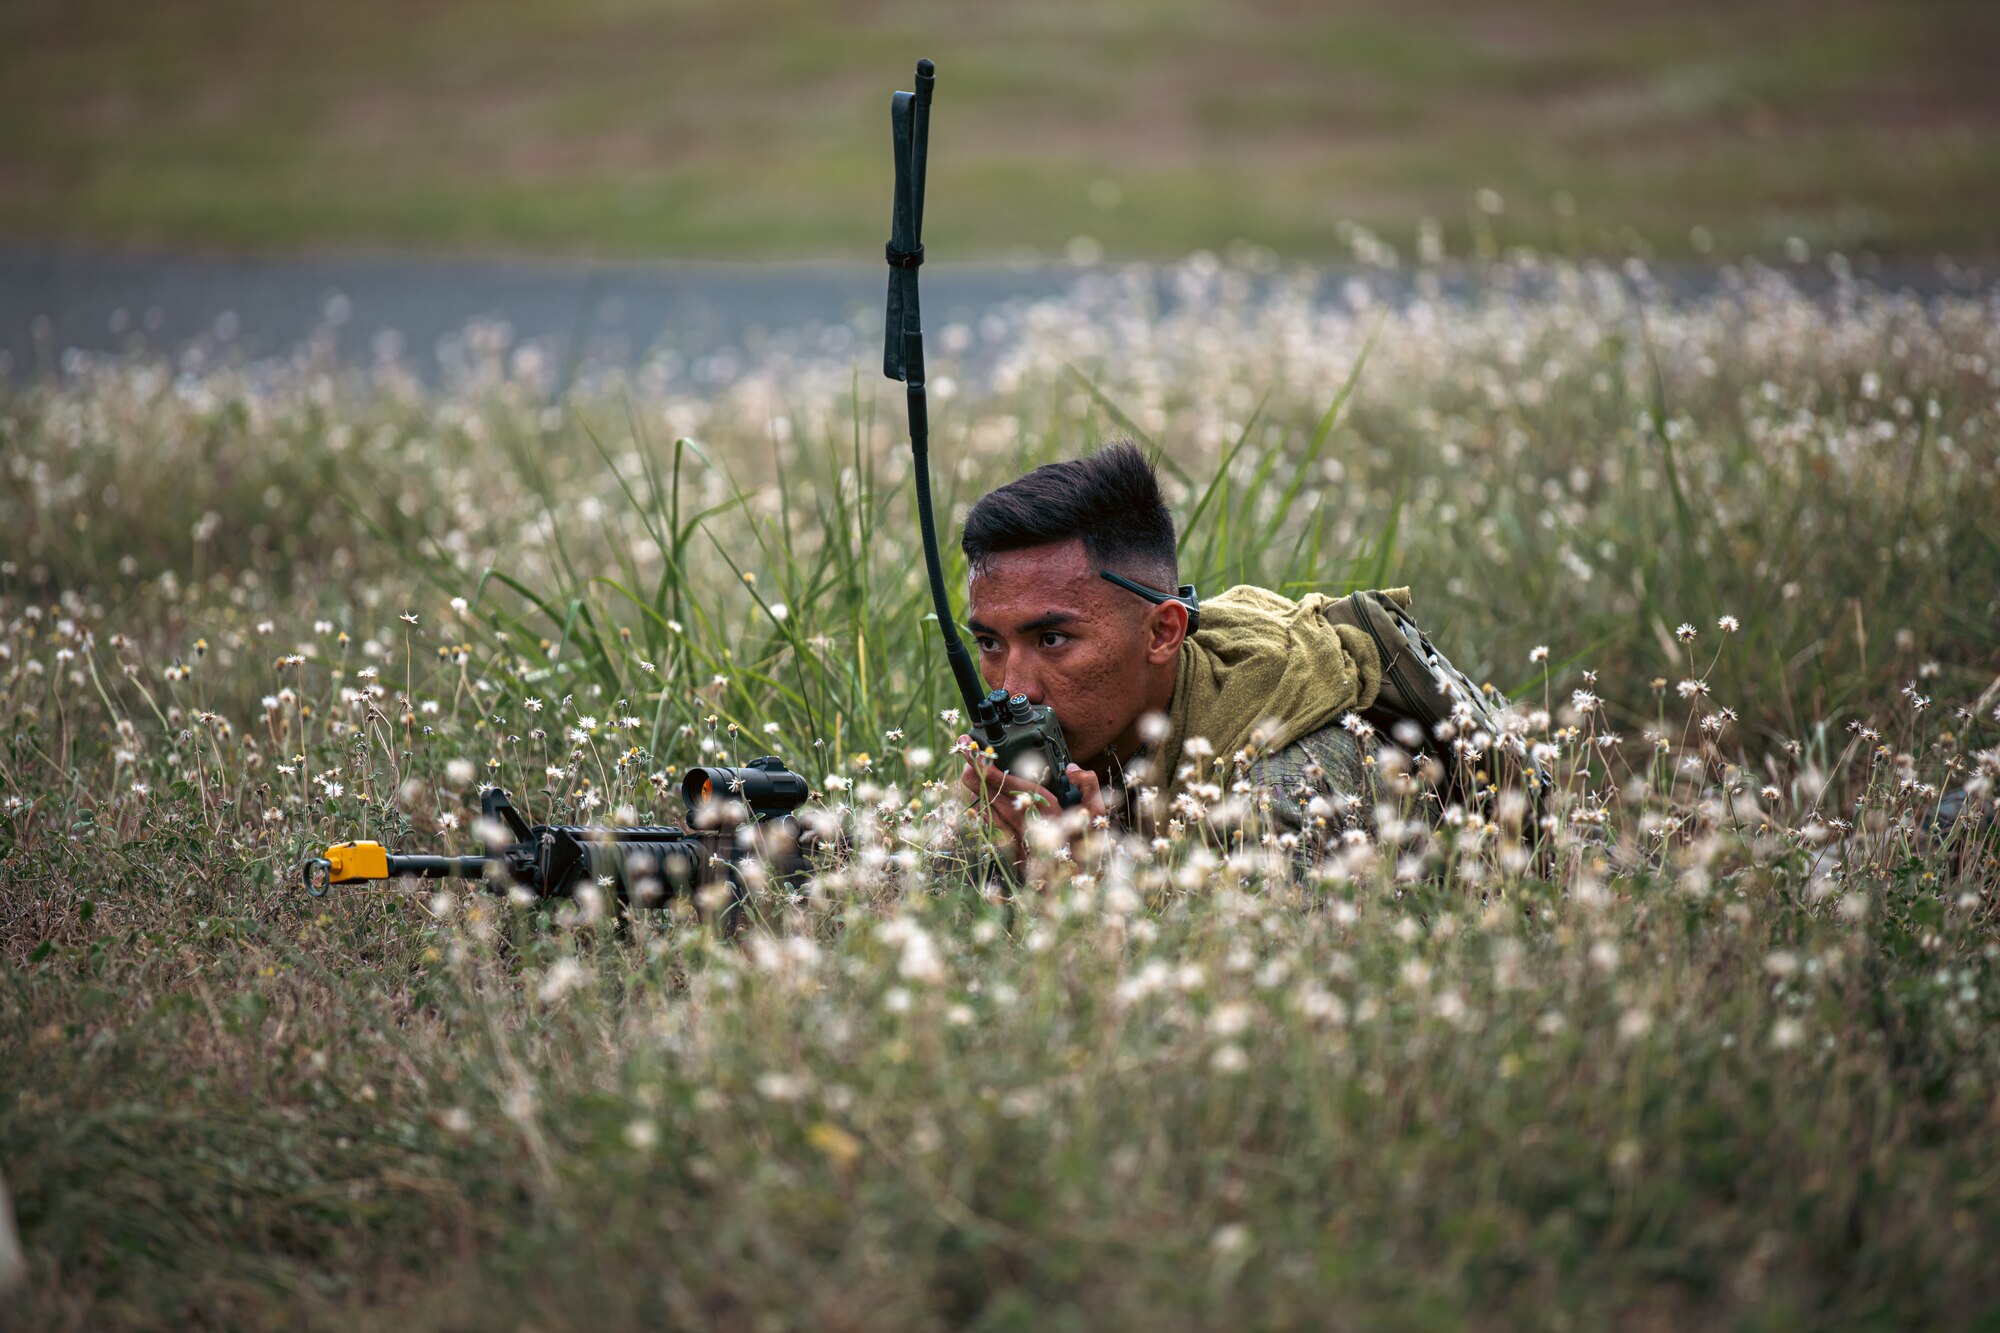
[961,439,1178,584]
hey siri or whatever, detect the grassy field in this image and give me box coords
[3,0,1998,261]
[3,253,2000,1327]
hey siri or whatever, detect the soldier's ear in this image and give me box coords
[1144,599,1188,663]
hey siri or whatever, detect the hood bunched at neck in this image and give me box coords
[1154,585,1407,799]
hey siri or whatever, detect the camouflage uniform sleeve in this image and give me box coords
[1241,721,1376,868]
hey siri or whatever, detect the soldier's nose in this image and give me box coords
[1003,675,1042,705]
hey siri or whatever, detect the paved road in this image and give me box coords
[2,246,1986,385]
[0,248,1086,384]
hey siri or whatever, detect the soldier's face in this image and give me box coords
[964,538,1179,764]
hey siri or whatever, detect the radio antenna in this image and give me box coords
[884,59,992,725]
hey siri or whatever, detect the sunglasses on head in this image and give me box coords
[1100,571,1202,636]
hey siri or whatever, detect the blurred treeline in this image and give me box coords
[1,0,1995,260]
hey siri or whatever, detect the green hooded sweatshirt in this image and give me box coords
[1150,584,1394,798]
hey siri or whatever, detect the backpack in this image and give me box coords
[1321,588,1528,810]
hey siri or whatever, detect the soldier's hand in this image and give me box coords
[957,737,1106,864]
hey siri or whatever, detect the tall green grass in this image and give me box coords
[2,257,1998,1328]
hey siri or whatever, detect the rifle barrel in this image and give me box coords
[385,854,488,879]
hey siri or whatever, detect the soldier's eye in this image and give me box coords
[1039,632,1069,649]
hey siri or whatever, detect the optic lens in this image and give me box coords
[681,761,810,819]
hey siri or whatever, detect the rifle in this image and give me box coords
[884,58,1083,805]
[303,757,812,925]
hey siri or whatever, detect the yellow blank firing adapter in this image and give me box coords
[324,841,390,883]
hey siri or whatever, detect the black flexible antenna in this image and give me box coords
[885,59,994,728]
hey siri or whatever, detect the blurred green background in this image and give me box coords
[2,0,1996,261]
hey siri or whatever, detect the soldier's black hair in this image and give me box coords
[961,440,1178,584]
